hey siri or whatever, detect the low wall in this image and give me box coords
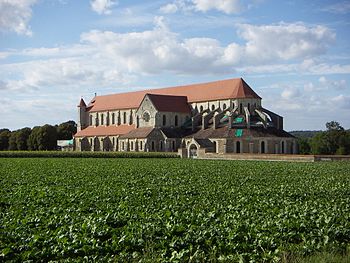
[193,152,350,162]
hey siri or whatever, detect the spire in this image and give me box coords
[78,98,86,107]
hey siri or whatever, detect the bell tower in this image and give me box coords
[77,98,87,131]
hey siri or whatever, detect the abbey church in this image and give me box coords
[74,78,297,157]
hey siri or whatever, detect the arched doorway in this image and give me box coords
[260,141,265,154]
[189,144,198,158]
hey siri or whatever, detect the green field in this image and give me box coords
[1,158,350,262]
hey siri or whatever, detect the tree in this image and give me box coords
[16,127,31,150]
[57,120,76,140]
[311,132,329,154]
[326,121,344,131]
[311,121,350,155]
[297,137,311,154]
[8,131,18,150]
[28,126,41,150]
[0,129,11,150]
[37,124,57,150]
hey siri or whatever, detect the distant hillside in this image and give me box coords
[289,130,322,138]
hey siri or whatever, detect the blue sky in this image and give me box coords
[1,0,350,131]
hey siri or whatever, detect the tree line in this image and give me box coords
[0,121,77,151]
[296,121,350,155]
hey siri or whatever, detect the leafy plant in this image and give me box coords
[0,158,349,262]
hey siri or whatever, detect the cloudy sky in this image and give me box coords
[1,0,349,131]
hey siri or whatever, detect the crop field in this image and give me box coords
[1,158,350,262]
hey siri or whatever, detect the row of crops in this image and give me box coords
[1,158,349,262]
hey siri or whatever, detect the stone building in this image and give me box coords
[74,78,297,157]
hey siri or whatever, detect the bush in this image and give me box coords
[0,151,179,158]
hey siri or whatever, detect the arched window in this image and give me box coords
[223,103,227,110]
[112,113,115,125]
[261,141,265,154]
[101,114,104,125]
[123,112,126,124]
[211,105,215,111]
[175,115,178,126]
[162,115,166,126]
[236,141,241,153]
[200,105,203,112]
[90,115,93,126]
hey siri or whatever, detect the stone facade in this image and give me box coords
[74,78,297,157]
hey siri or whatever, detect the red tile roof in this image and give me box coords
[74,125,135,137]
[146,94,191,113]
[88,78,261,112]
[119,127,154,139]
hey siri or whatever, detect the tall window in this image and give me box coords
[122,142,124,151]
[175,115,178,126]
[130,141,134,150]
[172,141,175,151]
[240,103,243,114]
[151,141,155,151]
[261,141,265,154]
[236,141,241,153]
[247,103,250,111]
[160,141,163,151]
[129,113,133,125]
[200,105,203,112]
[162,115,166,126]
[123,112,126,124]
[140,141,143,150]
[101,114,104,125]
[211,105,215,111]
[281,141,285,154]
[90,115,93,126]
[112,113,115,125]
[223,103,227,110]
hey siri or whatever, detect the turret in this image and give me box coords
[77,98,87,131]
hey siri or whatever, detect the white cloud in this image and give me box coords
[281,87,301,100]
[159,0,242,14]
[159,3,178,14]
[321,1,350,14]
[90,0,117,15]
[331,95,350,109]
[238,22,335,62]
[0,0,38,36]
[0,19,343,97]
[192,0,241,14]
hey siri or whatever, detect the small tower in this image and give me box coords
[77,98,87,131]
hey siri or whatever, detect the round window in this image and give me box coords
[143,111,150,122]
